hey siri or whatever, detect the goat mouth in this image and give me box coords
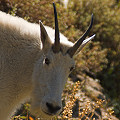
[42,110,54,116]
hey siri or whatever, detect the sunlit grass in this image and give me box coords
[11,81,114,120]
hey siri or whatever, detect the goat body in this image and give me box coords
[0,5,95,119]
[0,11,73,120]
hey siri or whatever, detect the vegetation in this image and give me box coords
[0,0,120,119]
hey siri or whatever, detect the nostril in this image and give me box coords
[46,102,53,110]
[46,102,61,114]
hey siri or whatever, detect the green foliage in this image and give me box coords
[67,0,120,117]
[75,42,108,74]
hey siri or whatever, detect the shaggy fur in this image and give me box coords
[0,11,74,120]
[0,11,94,120]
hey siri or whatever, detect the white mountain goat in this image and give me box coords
[0,3,95,120]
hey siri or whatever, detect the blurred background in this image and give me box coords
[0,0,120,119]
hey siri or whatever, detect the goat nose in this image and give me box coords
[46,102,61,114]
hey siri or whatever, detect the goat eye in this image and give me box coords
[70,66,75,71]
[44,58,50,65]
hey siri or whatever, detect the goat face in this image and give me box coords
[31,47,75,118]
[31,3,95,119]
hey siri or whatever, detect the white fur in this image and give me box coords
[0,11,94,120]
[0,11,74,120]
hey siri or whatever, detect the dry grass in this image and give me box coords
[11,81,115,120]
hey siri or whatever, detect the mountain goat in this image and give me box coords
[0,3,95,120]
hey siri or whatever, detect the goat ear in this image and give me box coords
[78,34,95,51]
[39,21,51,49]
[74,35,95,55]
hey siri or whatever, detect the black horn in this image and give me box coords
[67,14,94,57]
[52,2,60,53]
